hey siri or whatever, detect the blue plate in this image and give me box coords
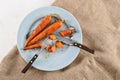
[17,6,82,71]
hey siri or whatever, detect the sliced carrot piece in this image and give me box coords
[49,34,56,40]
[49,46,56,52]
[59,29,76,37]
[45,45,51,51]
[56,41,63,48]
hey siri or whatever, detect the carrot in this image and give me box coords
[59,29,76,37]
[55,41,63,48]
[24,15,52,47]
[45,45,56,52]
[24,42,42,50]
[28,20,63,46]
[49,34,56,40]
[45,45,51,51]
[48,46,56,52]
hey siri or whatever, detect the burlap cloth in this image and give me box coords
[0,0,120,80]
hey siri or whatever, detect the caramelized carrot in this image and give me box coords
[24,15,52,47]
[56,41,63,48]
[49,34,56,40]
[28,20,63,46]
[59,29,76,37]
[24,42,42,50]
[45,45,56,52]
[45,45,51,51]
[48,46,56,52]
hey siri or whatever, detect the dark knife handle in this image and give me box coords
[73,42,94,54]
[21,54,38,73]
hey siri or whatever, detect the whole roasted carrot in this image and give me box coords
[24,42,43,50]
[28,20,63,46]
[24,15,52,47]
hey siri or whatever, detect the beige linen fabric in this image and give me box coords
[0,0,120,80]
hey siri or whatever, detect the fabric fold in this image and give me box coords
[0,0,120,80]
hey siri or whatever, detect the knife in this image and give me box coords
[21,38,49,73]
[56,36,94,54]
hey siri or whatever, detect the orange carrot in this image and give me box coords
[49,34,56,40]
[48,46,56,52]
[55,41,63,48]
[24,15,52,47]
[24,42,42,50]
[59,29,76,37]
[45,45,56,52]
[45,45,51,51]
[28,20,63,46]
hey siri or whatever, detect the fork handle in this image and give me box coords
[73,42,94,54]
[21,54,38,73]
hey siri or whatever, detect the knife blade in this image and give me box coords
[56,36,94,54]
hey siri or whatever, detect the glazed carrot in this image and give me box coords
[28,20,63,46]
[24,15,52,47]
[48,46,56,52]
[45,45,51,51]
[59,29,76,37]
[55,41,63,48]
[45,45,56,52]
[49,34,56,40]
[24,42,43,50]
